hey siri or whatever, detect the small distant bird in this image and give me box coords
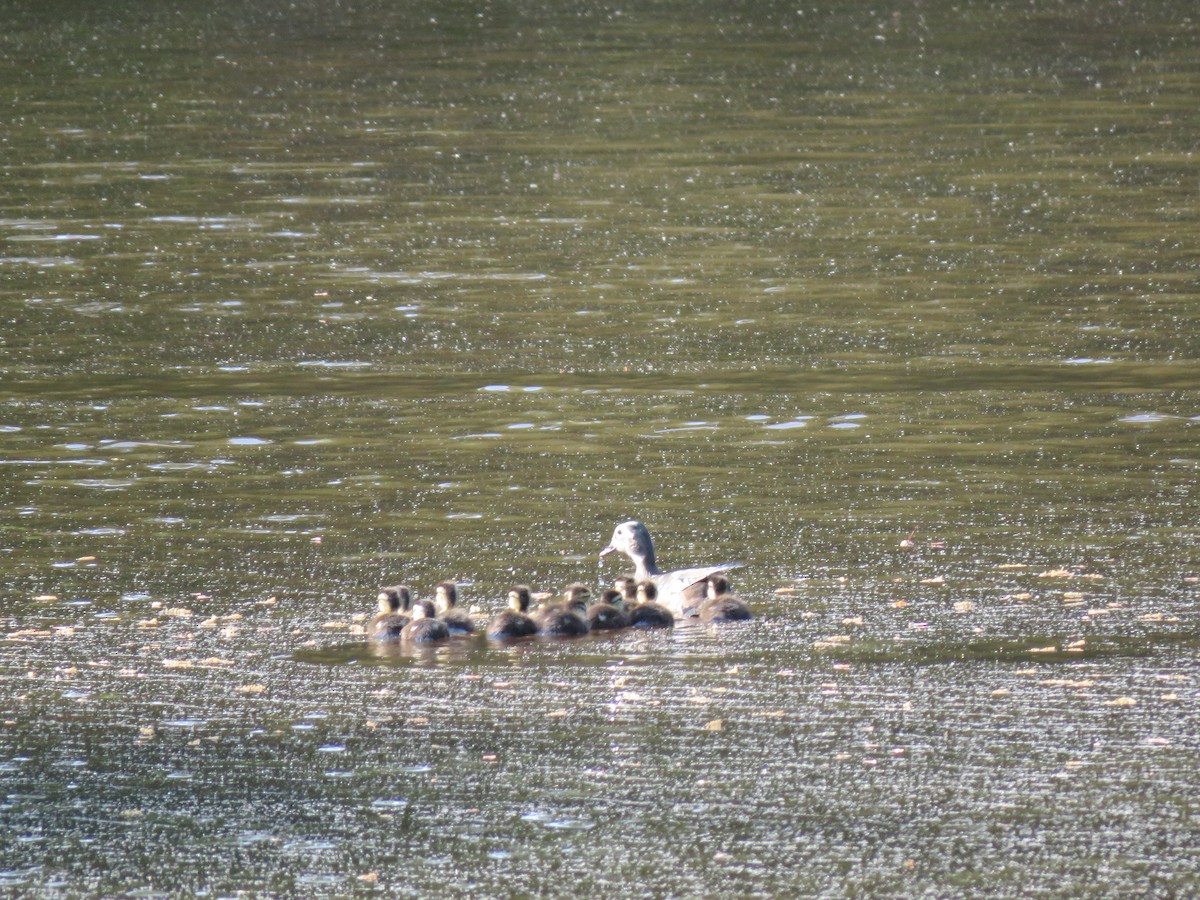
[434,581,476,635]
[535,583,591,636]
[628,581,674,629]
[369,585,413,641]
[401,600,450,643]
[587,587,631,631]
[487,585,539,640]
[698,573,752,623]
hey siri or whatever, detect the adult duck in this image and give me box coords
[600,520,743,617]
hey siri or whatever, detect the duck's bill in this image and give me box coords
[599,544,615,558]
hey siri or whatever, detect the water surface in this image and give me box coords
[2,0,1199,895]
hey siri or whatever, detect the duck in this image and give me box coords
[600,520,743,617]
[628,580,675,629]
[587,587,631,631]
[434,581,476,635]
[535,583,591,637]
[369,585,413,641]
[699,573,753,623]
[487,585,539,640]
[613,576,638,606]
[401,600,451,643]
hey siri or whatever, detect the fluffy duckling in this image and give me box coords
[487,585,539,640]
[699,573,752,623]
[628,581,675,629]
[587,587,631,631]
[613,576,638,606]
[401,600,450,643]
[369,585,413,641]
[535,583,591,637]
[434,581,476,635]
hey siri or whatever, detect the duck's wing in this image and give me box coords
[655,562,745,617]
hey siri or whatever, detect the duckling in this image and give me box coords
[369,585,414,641]
[487,585,539,640]
[587,587,631,631]
[628,580,675,629]
[434,581,476,635]
[401,600,450,643]
[535,583,591,637]
[699,573,753,623]
[613,576,639,606]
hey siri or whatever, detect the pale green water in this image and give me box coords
[2,0,1199,896]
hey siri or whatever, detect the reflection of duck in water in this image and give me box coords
[487,585,539,640]
[600,520,743,617]
[536,583,591,637]
[434,581,476,635]
[369,585,413,641]
[401,600,451,643]
[699,573,753,623]
[587,588,630,631]
[628,581,675,629]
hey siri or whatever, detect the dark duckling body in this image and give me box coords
[628,581,675,629]
[434,581,476,635]
[369,585,413,641]
[587,588,630,631]
[487,585,539,640]
[699,573,753,623]
[402,600,451,643]
[536,583,591,637]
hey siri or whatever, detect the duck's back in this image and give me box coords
[629,603,675,629]
[368,613,409,641]
[699,595,753,623]
[402,617,450,643]
[487,609,538,640]
[656,562,744,617]
[536,606,590,636]
[586,602,630,631]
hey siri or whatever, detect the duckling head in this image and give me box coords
[378,585,413,614]
[508,585,532,613]
[613,576,638,603]
[706,574,733,599]
[636,580,658,604]
[435,581,459,614]
[563,582,591,612]
[599,588,624,609]
[410,599,436,621]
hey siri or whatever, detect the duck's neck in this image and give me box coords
[635,549,661,580]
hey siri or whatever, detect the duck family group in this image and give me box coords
[367,520,752,645]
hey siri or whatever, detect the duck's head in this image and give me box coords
[563,582,591,612]
[410,599,437,621]
[636,580,658,604]
[508,585,532,612]
[378,585,413,614]
[706,573,732,599]
[600,520,656,568]
[435,581,459,614]
[599,588,624,609]
[613,576,638,603]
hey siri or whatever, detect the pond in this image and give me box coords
[2,0,1199,895]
